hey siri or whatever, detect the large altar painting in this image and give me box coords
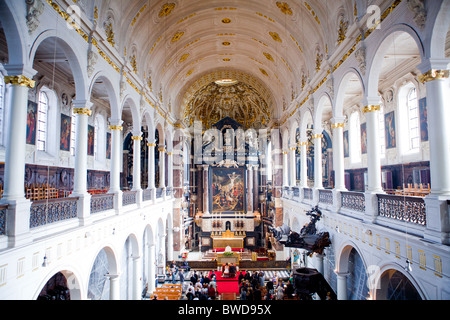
[211,167,246,213]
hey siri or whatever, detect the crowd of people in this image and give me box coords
[167,261,297,301]
[238,270,295,301]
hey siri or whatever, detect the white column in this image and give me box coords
[2,73,36,247]
[299,141,308,188]
[282,150,289,187]
[332,119,346,191]
[72,100,92,224]
[147,244,156,293]
[131,134,143,191]
[418,62,450,244]
[167,151,174,195]
[167,228,174,262]
[289,146,297,187]
[313,132,323,189]
[314,253,324,274]
[132,255,142,300]
[158,145,166,189]
[108,274,120,300]
[147,141,156,189]
[109,121,123,193]
[418,67,450,195]
[363,102,383,193]
[336,272,349,300]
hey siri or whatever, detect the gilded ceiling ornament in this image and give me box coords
[222,18,232,24]
[105,23,115,47]
[222,41,231,46]
[263,52,274,62]
[184,81,271,130]
[179,53,190,63]
[276,2,293,15]
[337,18,349,45]
[269,32,282,43]
[171,31,185,42]
[260,68,269,76]
[130,55,137,73]
[315,52,323,72]
[159,3,176,18]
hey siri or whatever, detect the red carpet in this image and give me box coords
[211,271,243,295]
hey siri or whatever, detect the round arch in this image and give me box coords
[33,267,83,300]
[314,93,333,132]
[0,1,27,68]
[121,95,141,135]
[29,30,87,100]
[428,0,450,59]
[374,263,426,300]
[335,69,365,119]
[89,72,120,121]
[367,24,425,98]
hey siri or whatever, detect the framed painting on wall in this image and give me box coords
[210,166,246,213]
[26,101,38,145]
[87,125,95,156]
[385,111,396,149]
[343,130,349,158]
[361,123,367,154]
[60,114,71,151]
[419,98,428,142]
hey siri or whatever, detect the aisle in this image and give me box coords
[213,271,241,295]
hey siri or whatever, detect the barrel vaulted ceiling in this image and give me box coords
[95,0,358,126]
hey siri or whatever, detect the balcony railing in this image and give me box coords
[90,193,114,214]
[122,191,137,206]
[0,205,7,236]
[293,187,300,198]
[156,188,163,199]
[319,189,333,205]
[377,194,426,226]
[30,197,79,229]
[341,191,365,213]
[143,189,153,202]
[303,188,313,201]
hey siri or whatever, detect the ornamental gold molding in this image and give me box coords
[4,75,36,88]
[418,69,450,83]
[159,3,176,18]
[108,125,123,131]
[331,123,345,129]
[276,2,293,15]
[131,136,143,141]
[167,152,173,156]
[298,142,308,147]
[362,105,381,113]
[147,143,156,147]
[312,134,324,139]
[158,148,166,153]
[73,108,93,116]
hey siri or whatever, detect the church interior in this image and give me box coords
[0,0,449,301]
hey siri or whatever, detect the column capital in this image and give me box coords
[109,125,123,131]
[131,135,143,141]
[72,100,93,116]
[4,75,35,89]
[312,134,324,140]
[418,69,449,83]
[362,105,381,114]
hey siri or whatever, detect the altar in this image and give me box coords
[212,230,245,251]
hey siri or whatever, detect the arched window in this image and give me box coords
[37,91,49,151]
[398,82,420,154]
[349,111,361,164]
[0,75,4,144]
[407,87,420,151]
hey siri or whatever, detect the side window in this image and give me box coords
[37,91,49,151]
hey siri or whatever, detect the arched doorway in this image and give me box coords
[377,269,422,300]
[37,272,71,300]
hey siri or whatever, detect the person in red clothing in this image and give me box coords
[208,284,217,300]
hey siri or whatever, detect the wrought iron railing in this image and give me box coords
[156,188,163,199]
[90,193,114,214]
[377,194,426,226]
[293,187,300,198]
[303,188,313,200]
[0,205,7,236]
[319,189,333,205]
[122,191,137,206]
[341,191,365,213]
[143,189,153,202]
[30,197,79,229]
